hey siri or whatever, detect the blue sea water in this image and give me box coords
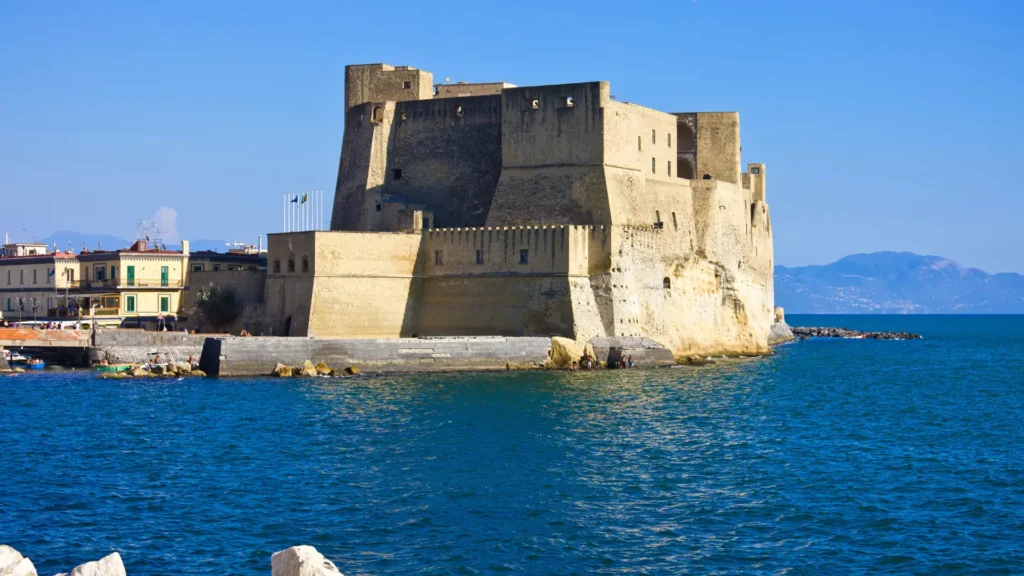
[1,315,1022,575]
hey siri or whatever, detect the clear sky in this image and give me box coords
[1,0,1021,272]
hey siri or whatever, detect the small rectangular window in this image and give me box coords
[192,264,203,272]
[638,136,641,151]
[652,158,656,173]
[20,270,24,284]
[212,264,220,271]
[33,269,37,284]
[435,250,443,265]
[475,250,484,264]
[668,133,672,147]
[751,167,761,174]
[652,129,656,144]
[403,81,411,89]
[672,212,678,230]
[519,249,529,264]
[667,160,672,176]
[376,204,382,212]
[393,168,402,180]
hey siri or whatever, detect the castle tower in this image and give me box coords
[345,64,434,111]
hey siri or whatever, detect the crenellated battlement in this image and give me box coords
[277,62,776,355]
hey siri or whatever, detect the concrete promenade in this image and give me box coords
[199,335,554,376]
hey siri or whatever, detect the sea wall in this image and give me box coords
[90,329,213,364]
[199,335,553,376]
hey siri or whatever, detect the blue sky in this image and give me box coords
[1,0,1021,272]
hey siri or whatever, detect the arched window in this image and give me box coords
[287,259,295,273]
[301,257,309,273]
[663,277,671,289]
[372,106,383,123]
[677,158,695,179]
[702,174,712,180]
[273,260,281,274]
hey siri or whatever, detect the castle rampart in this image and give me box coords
[280,64,776,359]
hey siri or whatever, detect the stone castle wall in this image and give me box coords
[289,63,776,360]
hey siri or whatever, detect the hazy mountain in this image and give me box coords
[775,252,1024,314]
[29,232,230,254]
[38,231,131,252]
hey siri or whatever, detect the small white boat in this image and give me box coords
[3,350,29,364]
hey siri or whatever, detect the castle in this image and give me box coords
[264,64,775,358]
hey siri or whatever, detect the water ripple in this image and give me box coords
[1,315,1023,574]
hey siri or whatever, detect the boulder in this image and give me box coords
[150,364,165,375]
[271,546,343,576]
[129,368,148,378]
[546,336,586,369]
[314,362,333,376]
[100,372,127,380]
[0,545,38,576]
[299,360,318,377]
[174,362,192,375]
[343,366,359,376]
[191,369,206,377]
[68,552,125,576]
[272,363,293,378]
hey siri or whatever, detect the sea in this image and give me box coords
[1,315,1022,575]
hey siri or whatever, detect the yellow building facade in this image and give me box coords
[0,240,265,329]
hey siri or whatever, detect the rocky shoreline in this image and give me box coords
[791,326,922,340]
[0,544,344,576]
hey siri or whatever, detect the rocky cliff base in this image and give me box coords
[0,545,344,576]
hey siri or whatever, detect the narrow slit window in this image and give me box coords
[652,129,656,144]
[667,160,672,176]
[435,250,443,265]
[519,249,529,264]
[652,158,656,173]
[475,250,484,264]
[638,136,642,151]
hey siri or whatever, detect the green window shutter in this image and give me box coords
[160,296,169,313]
[127,266,135,287]
[161,266,169,287]
[126,296,135,313]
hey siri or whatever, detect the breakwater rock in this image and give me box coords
[791,326,922,340]
[99,363,206,380]
[0,546,343,576]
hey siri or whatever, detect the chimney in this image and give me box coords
[181,240,190,255]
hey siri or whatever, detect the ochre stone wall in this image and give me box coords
[311,64,776,358]
[345,64,433,111]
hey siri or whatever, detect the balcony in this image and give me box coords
[82,279,184,289]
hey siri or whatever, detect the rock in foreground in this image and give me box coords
[0,545,38,576]
[69,552,126,576]
[271,546,343,576]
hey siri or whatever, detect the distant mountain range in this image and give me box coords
[36,232,231,254]
[776,252,1024,314]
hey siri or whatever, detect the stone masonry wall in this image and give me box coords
[200,335,553,376]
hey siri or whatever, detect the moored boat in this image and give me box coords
[96,364,132,373]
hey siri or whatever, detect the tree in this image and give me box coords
[193,283,242,331]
